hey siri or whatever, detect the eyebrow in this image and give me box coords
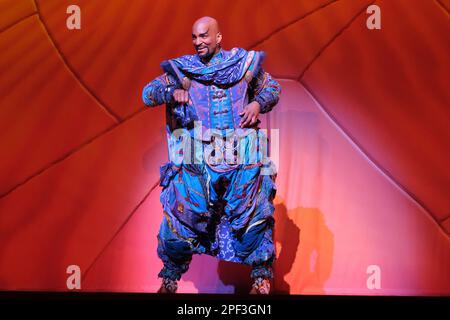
[192,28,209,37]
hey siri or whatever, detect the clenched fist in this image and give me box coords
[173,89,189,104]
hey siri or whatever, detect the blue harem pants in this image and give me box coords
[156,152,276,281]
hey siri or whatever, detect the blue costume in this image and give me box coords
[142,48,281,290]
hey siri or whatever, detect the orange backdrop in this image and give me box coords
[0,0,449,295]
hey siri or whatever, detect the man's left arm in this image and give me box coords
[249,68,281,114]
[240,69,281,127]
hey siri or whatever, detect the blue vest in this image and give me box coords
[163,49,264,167]
[188,77,250,137]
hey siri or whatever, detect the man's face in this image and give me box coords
[192,23,220,60]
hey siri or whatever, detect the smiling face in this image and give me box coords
[192,17,222,62]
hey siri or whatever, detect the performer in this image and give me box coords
[142,16,281,294]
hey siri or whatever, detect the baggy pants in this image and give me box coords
[156,137,277,281]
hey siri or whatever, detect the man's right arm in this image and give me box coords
[142,73,178,107]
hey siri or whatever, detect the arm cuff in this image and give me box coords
[254,96,271,114]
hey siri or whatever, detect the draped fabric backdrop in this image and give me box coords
[1,0,449,295]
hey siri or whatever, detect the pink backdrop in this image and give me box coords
[1,0,449,295]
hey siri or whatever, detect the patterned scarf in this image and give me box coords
[161,48,264,85]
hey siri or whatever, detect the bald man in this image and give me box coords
[143,17,281,294]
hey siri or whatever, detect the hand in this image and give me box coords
[239,101,261,128]
[173,89,189,104]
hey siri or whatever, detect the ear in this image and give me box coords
[216,32,222,45]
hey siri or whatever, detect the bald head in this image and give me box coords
[192,16,222,62]
[192,16,220,34]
